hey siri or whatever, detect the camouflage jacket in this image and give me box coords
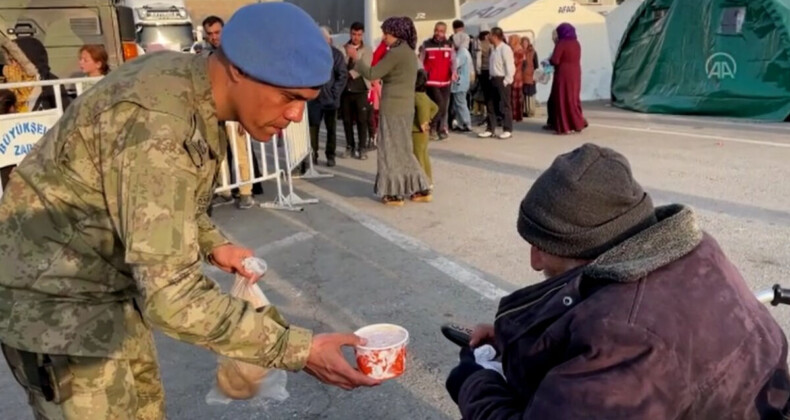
[0,52,311,371]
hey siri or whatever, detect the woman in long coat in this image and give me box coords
[508,35,525,123]
[521,36,539,118]
[346,17,431,206]
[545,23,587,134]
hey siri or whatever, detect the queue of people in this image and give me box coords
[407,20,589,139]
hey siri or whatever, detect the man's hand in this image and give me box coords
[210,244,258,283]
[345,45,358,61]
[304,333,381,390]
[469,323,495,347]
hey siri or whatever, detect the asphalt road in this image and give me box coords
[1,103,789,419]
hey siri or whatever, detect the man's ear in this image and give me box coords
[228,64,244,84]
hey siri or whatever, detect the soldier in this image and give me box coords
[0,3,379,419]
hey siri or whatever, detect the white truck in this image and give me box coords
[117,0,196,53]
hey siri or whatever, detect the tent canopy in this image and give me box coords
[605,0,645,59]
[462,0,613,102]
[612,0,790,121]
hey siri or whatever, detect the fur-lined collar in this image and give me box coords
[584,205,703,282]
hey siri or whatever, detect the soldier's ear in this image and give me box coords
[228,64,244,84]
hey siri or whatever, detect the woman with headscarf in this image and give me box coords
[346,17,431,206]
[521,36,539,118]
[508,34,525,123]
[545,23,586,134]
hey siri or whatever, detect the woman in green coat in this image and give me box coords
[346,17,431,206]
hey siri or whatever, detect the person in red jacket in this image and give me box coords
[420,22,456,141]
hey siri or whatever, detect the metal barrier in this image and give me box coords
[0,77,102,197]
[263,108,333,211]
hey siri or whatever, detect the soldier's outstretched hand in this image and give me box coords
[210,244,258,283]
[304,333,382,390]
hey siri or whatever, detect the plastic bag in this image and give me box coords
[535,69,552,85]
[474,345,505,379]
[205,257,290,405]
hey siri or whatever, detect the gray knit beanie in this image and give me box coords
[517,143,657,259]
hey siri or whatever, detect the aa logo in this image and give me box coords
[706,52,737,80]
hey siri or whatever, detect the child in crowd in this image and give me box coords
[412,69,438,202]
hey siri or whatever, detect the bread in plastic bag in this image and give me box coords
[205,257,290,405]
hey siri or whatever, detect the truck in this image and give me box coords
[0,0,139,79]
[117,0,196,54]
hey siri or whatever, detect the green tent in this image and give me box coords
[611,0,790,121]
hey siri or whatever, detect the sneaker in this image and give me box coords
[211,195,234,206]
[359,151,368,160]
[237,195,255,209]
[438,132,449,140]
[498,131,513,139]
[327,157,336,167]
[478,131,494,138]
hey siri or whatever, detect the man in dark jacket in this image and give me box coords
[341,22,373,160]
[446,143,790,419]
[308,27,348,167]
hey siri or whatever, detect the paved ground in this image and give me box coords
[1,103,789,419]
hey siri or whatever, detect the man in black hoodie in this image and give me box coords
[12,37,72,111]
[308,27,348,167]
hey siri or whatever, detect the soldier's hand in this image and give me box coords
[304,333,381,390]
[210,244,259,283]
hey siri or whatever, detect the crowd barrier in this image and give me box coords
[0,78,329,212]
[0,77,102,197]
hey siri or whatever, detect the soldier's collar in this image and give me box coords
[190,54,222,157]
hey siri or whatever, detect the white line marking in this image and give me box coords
[253,231,316,256]
[296,182,510,300]
[590,123,790,148]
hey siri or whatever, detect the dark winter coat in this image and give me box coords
[458,205,790,419]
[312,46,348,110]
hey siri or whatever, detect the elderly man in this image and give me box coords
[446,144,790,419]
[0,4,378,419]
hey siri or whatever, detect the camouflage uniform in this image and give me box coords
[0,51,312,419]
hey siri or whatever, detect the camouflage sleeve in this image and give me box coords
[101,104,312,371]
[197,213,231,259]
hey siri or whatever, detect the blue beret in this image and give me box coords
[221,3,332,88]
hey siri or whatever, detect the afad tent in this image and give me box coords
[605,0,645,60]
[612,0,790,121]
[462,0,613,102]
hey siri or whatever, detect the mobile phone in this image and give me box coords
[441,323,473,347]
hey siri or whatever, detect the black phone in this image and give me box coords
[441,323,474,347]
